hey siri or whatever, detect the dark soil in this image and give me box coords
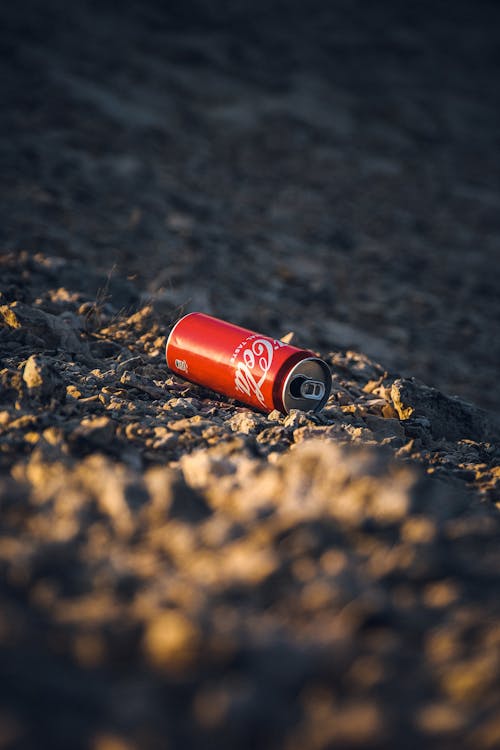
[1,2,500,749]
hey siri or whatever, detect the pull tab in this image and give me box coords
[300,379,325,400]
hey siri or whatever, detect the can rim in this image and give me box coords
[165,311,199,369]
[280,356,331,413]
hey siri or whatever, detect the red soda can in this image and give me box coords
[166,312,331,414]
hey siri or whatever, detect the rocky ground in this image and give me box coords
[1,1,500,749]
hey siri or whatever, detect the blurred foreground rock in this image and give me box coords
[1,437,500,749]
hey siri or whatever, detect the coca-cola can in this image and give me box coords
[166,312,331,414]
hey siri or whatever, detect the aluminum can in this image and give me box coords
[166,312,331,414]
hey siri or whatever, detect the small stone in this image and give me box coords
[228,410,263,434]
[143,611,200,672]
[368,479,412,523]
[22,355,62,401]
[23,356,44,389]
[440,654,498,701]
[181,450,235,490]
[66,385,82,399]
[416,702,466,734]
[283,410,312,430]
[401,516,437,543]
[267,409,282,422]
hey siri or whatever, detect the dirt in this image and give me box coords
[1,1,500,749]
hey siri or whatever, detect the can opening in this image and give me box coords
[281,356,331,414]
[289,376,326,401]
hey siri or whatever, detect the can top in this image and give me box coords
[281,357,331,413]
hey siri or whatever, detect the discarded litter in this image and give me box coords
[166,312,331,414]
